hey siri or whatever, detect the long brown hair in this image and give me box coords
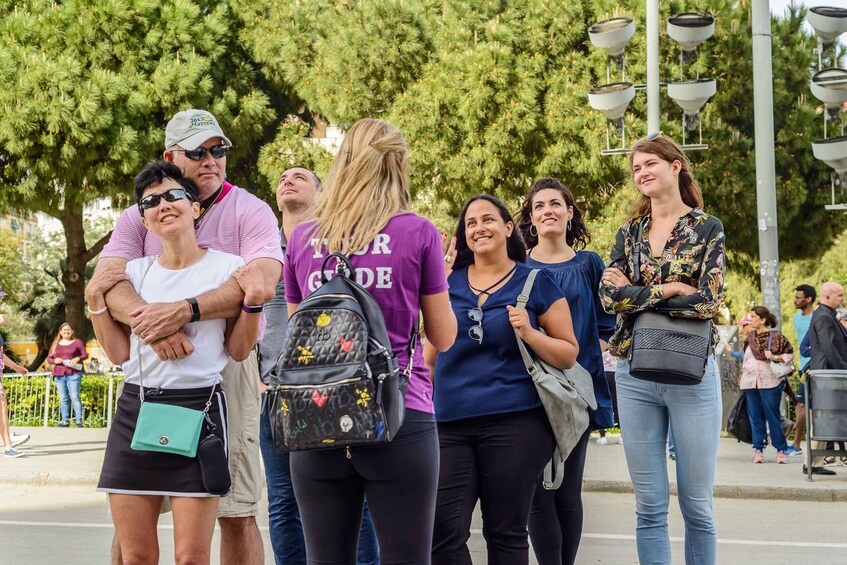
[627,135,703,219]
[49,323,75,356]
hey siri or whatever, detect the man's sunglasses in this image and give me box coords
[170,145,229,161]
[631,131,664,150]
[138,188,189,213]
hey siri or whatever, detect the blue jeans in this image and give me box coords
[54,373,82,424]
[616,357,721,565]
[744,386,788,452]
[259,400,379,565]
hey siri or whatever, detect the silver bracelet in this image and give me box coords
[87,304,109,315]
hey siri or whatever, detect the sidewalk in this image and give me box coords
[584,432,847,502]
[2,427,847,501]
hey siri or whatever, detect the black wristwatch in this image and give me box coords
[186,297,201,323]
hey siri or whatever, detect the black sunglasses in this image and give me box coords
[138,188,189,213]
[468,307,484,344]
[170,144,229,161]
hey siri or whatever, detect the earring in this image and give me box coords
[529,224,538,237]
[567,219,572,233]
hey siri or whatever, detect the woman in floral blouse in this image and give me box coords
[599,133,725,565]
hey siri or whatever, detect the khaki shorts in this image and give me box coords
[217,350,262,518]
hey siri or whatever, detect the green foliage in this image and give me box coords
[235,0,845,269]
[4,373,123,427]
[255,117,334,201]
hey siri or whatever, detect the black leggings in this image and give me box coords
[432,407,555,565]
[290,409,439,565]
[527,427,592,565]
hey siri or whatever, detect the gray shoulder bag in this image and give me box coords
[514,269,597,490]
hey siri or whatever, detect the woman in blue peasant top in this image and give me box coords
[517,178,616,565]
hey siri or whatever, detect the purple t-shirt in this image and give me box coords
[284,212,448,414]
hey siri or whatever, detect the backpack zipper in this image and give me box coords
[276,375,365,389]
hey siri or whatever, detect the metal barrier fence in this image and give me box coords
[2,372,123,428]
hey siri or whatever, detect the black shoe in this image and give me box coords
[803,465,836,476]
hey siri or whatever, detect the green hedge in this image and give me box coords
[3,373,123,427]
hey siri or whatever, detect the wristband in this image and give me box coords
[87,304,109,315]
[241,302,264,314]
[186,297,201,322]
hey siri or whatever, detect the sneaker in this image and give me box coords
[803,465,836,476]
[788,447,803,457]
[4,448,25,458]
[776,451,787,464]
[753,450,764,463]
[612,436,623,445]
[596,436,608,445]
[75,422,83,428]
[10,433,30,448]
[57,422,69,428]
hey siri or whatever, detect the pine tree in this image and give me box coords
[0,0,278,339]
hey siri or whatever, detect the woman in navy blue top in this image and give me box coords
[424,194,579,565]
[517,178,616,565]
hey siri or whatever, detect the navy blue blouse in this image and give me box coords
[434,263,565,422]
[527,251,616,429]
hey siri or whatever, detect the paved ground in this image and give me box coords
[3,427,846,500]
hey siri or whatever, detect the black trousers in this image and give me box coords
[527,427,592,565]
[290,409,439,565]
[432,407,555,565]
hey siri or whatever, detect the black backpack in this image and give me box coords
[268,253,414,451]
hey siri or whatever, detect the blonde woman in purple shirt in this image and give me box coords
[284,118,457,564]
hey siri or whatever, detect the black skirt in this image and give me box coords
[97,383,228,497]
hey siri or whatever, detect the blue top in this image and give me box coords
[793,311,812,369]
[434,263,565,422]
[527,251,616,429]
[800,331,811,372]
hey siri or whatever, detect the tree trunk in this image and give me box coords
[60,208,89,341]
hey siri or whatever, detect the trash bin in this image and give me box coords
[805,369,847,480]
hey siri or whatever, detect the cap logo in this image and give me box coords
[189,116,215,128]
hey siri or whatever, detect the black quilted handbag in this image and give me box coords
[627,219,712,385]
[268,253,414,451]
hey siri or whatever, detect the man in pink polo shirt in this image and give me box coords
[92,109,282,565]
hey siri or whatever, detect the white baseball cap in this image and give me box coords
[165,109,233,150]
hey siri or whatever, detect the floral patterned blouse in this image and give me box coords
[599,208,726,356]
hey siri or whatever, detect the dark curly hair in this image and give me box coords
[453,194,526,270]
[517,178,590,250]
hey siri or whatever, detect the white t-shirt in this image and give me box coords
[121,249,245,389]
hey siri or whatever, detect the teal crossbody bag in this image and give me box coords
[129,262,214,458]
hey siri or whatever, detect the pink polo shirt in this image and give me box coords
[101,182,283,338]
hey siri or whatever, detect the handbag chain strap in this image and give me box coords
[513,269,541,376]
[134,258,216,413]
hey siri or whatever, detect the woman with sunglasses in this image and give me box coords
[517,178,616,565]
[426,194,578,564]
[283,118,456,564]
[599,133,725,565]
[86,160,263,565]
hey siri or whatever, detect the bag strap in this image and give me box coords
[513,269,540,377]
[767,330,774,352]
[135,258,216,413]
[632,219,645,286]
[514,269,565,490]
